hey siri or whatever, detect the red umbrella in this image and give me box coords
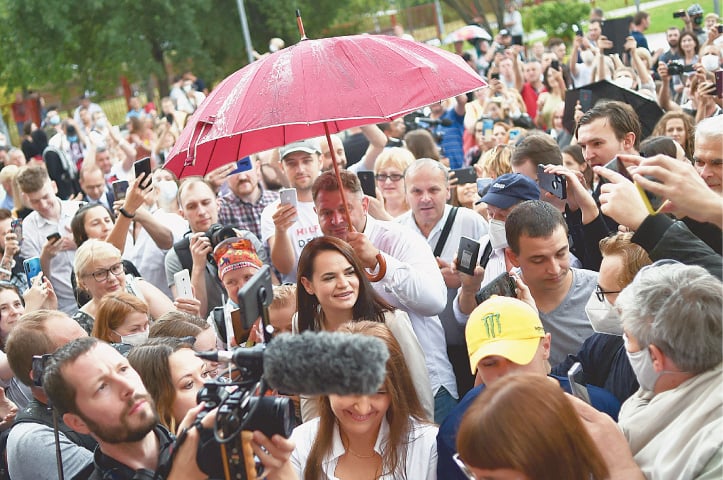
[164,33,486,178]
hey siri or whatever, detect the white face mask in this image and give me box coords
[157,180,178,207]
[623,334,660,391]
[183,83,193,93]
[116,328,149,346]
[269,43,279,53]
[488,219,508,250]
[614,76,634,90]
[701,54,721,72]
[584,291,622,335]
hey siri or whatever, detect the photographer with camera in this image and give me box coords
[165,177,269,317]
[42,336,297,480]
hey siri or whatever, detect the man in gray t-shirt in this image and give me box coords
[504,200,597,365]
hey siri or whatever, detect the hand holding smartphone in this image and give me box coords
[357,171,376,198]
[537,165,567,199]
[475,272,517,305]
[10,219,22,244]
[451,167,478,185]
[23,257,42,287]
[279,187,298,222]
[173,269,193,298]
[133,157,152,190]
[601,157,667,214]
[456,236,481,276]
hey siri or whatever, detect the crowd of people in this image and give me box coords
[0,1,720,479]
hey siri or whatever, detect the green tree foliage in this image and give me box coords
[442,0,503,36]
[0,0,345,99]
[531,0,590,43]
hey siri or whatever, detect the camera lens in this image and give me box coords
[243,396,295,438]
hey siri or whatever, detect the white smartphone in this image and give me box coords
[279,187,298,222]
[173,269,193,298]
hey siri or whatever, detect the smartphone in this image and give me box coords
[229,308,252,346]
[475,272,517,305]
[568,362,592,404]
[490,72,500,80]
[508,128,521,143]
[23,257,42,287]
[601,156,633,183]
[229,156,253,175]
[451,166,477,185]
[173,269,193,298]
[31,354,52,387]
[482,118,494,137]
[603,157,666,214]
[279,187,298,222]
[237,264,273,332]
[537,165,567,199]
[46,232,61,244]
[551,59,560,71]
[476,177,494,194]
[573,24,583,37]
[718,25,723,34]
[716,69,723,99]
[579,89,593,112]
[112,180,130,201]
[133,156,152,190]
[357,171,376,198]
[10,219,22,244]
[672,10,686,18]
[456,236,481,276]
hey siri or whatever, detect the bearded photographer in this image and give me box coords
[42,336,297,480]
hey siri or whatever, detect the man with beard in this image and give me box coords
[42,337,211,479]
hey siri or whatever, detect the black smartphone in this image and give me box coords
[46,232,61,244]
[579,89,593,112]
[31,354,52,387]
[475,272,517,305]
[490,72,500,80]
[451,166,477,185]
[568,362,592,404]
[133,156,152,190]
[718,25,723,34]
[237,264,273,332]
[10,219,22,244]
[572,24,583,37]
[357,171,376,198]
[23,257,42,287]
[456,236,481,276]
[537,165,567,199]
[672,10,686,18]
[601,156,633,184]
[551,60,560,71]
[716,69,723,99]
[112,180,129,201]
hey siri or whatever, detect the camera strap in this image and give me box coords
[433,207,459,258]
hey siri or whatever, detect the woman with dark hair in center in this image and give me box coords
[295,236,433,422]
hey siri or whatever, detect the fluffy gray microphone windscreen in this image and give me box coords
[263,331,390,396]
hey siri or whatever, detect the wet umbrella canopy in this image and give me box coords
[165,33,486,178]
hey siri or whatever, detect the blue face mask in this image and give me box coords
[68,135,78,143]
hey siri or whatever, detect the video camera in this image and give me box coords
[192,265,295,480]
[666,60,694,76]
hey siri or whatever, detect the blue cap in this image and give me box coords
[480,173,540,209]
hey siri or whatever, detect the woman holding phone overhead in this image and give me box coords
[295,236,434,422]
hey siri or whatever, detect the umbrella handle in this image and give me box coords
[367,253,386,282]
[324,124,387,282]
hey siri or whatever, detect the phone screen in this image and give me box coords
[567,362,591,404]
[475,272,517,305]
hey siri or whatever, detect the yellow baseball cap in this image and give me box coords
[466,296,546,371]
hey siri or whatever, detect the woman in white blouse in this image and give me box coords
[290,321,438,480]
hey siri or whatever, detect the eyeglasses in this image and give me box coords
[595,284,621,302]
[86,262,124,282]
[453,453,477,479]
[375,173,404,183]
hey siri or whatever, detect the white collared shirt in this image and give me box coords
[20,199,82,314]
[291,416,438,480]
